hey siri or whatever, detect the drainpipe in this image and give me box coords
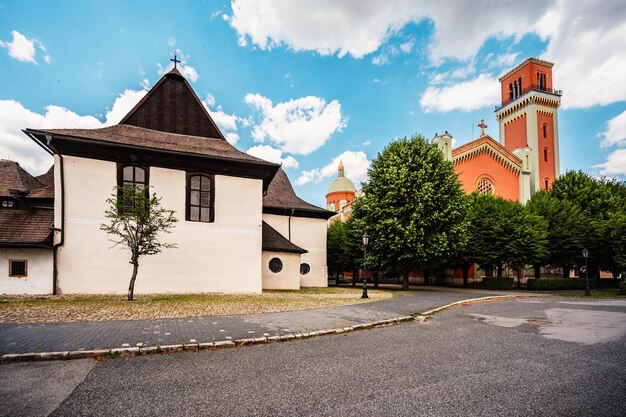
[288,208,294,241]
[43,134,64,295]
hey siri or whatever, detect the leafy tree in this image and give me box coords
[327,220,351,283]
[100,186,177,301]
[354,134,468,290]
[526,190,586,277]
[467,193,547,279]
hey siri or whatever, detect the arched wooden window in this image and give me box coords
[543,124,547,138]
[543,147,548,162]
[545,178,549,190]
[118,165,149,212]
[476,177,494,195]
[187,174,214,222]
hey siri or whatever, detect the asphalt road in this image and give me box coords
[1,296,625,417]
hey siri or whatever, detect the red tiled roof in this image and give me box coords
[0,208,53,246]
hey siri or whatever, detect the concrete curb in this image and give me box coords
[0,294,537,364]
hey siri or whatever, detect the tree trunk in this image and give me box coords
[497,264,503,279]
[402,271,410,290]
[373,272,379,289]
[462,265,469,288]
[127,261,139,301]
[562,266,571,279]
[424,269,430,286]
[534,264,541,279]
[517,268,522,289]
[352,269,358,287]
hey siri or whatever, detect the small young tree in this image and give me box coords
[100,186,177,301]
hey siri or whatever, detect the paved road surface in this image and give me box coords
[1,296,624,416]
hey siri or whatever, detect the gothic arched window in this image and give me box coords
[543,124,547,138]
[545,178,550,190]
[476,177,494,195]
[543,147,549,162]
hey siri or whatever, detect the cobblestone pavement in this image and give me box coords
[0,287,515,354]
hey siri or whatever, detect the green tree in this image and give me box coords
[100,186,178,301]
[467,193,547,279]
[526,190,586,277]
[327,220,350,283]
[354,134,468,290]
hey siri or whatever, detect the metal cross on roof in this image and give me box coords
[170,54,181,69]
[478,119,488,137]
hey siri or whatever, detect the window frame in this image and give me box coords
[300,263,311,275]
[185,173,215,223]
[9,259,27,277]
[269,257,283,274]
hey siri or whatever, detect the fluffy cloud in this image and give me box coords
[0,30,50,64]
[296,151,369,186]
[202,93,241,145]
[595,149,626,176]
[246,145,299,169]
[245,93,347,155]
[0,86,148,175]
[601,110,626,148]
[420,74,500,113]
[228,0,626,110]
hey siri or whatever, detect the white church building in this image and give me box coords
[1,66,333,295]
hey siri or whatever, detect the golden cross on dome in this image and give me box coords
[170,54,181,69]
[478,119,488,137]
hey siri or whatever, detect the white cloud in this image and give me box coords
[595,149,626,176]
[399,38,415,53]
[228,0,626,109]
[246,145,299,169]
[168,37,176,47]
[157,52,199,83]
[0,85,149,175]
[601,110,626,148]
[244,93,347,155]
[0,30,45,64]
[420,74,500,113]
[296,151,369,186]
[201,93,241,145]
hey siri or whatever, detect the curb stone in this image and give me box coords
[0,294,538,364]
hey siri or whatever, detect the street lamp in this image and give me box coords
[362,232,369,299]
[582,248,591,296]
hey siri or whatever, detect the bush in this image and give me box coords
[620,281,626,295]
[483,277,514,290]
[527,278,596,291]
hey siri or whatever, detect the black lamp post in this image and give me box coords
[362,232,369,299]
[582,248,591,296]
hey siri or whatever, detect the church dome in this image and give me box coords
[326,160,356,196]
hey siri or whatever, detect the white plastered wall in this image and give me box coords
[0,248,53,294]
[261,251,301,290]
[57,156,263,294]
[263,213,328,287]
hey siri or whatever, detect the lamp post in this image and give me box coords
[362,232,369,299]
[582,248,591,296]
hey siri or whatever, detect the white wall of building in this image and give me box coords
[263,214,328,288]
[0,248,53,294]
[56,156,263,294]
[261,251,301,290]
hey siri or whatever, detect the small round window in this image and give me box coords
[300,263,310,275]
[269,258,283,273]
[476,177,494,195]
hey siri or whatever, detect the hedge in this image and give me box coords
[483,277,514,290]
[620,281,626,295]
[527,278,596,291]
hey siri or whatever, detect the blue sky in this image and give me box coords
[1,0,625,207]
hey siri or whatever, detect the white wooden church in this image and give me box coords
[0,66,333,295]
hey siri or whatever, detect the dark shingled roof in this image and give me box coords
[36,166,54,187]
[0,209,53,247]
[263,169,334,219]
[262,221,307,254]
[0,160,44,197]
[120,68,224,139]
[26,124,269,164]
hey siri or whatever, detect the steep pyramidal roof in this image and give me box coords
[0,160,44,197]
[264,168,334,219]
[120,68,225,139]
[262,221,307,254]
